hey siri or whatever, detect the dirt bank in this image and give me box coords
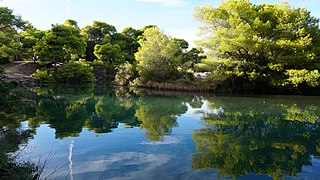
[0,61,39,85]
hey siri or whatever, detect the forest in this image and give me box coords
[1,0,320,94]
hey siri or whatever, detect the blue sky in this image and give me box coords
[1,0,319,47]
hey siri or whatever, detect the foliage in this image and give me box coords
[0,6,26,63]
[19,27,44,61]
[82,21,117,61]
[114,62,136,86]
[82,21,116,44]
[32,60,95,83]
[109,31,140,63]
[194,0,320,90]
[56,60,95,83]
[32,69,56,83]
[172,38,189,52]
[135,27,181,83]
[285,69,320,87]
[94,43,124,68]
[34,20,86,64]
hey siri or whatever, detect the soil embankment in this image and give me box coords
[0,61,39,84]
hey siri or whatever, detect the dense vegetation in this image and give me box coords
[1,0,320,91]
[195,0,320,93]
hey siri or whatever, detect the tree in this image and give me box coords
[0,6,26,63]
[94,43,124,68]
[82,21,116,61]
[172,38,189,52]
[194,0,320,90]
[135,27,181,83]
[82,21,116,43]
[111,30,140,63]
[34,20,86,64]
[19,26,44,61]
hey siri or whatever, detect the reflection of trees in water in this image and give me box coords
[26,86,139,138]
[0,121,37,179]
[23,86,192,141]
[135,96,188,141]
[192,97,320,180]
[25,86,189,140]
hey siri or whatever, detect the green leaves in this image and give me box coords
[34,21,86,63]
[0,6,26,30]
[94,43,124,68]
[195,0,320,90]
[285,69,320,87]
[135,27,181,83]
[0,6,27,63]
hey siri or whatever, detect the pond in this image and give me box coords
[3,85,320,180]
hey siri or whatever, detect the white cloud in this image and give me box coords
[52,152,170,179]
[136,0,187,7]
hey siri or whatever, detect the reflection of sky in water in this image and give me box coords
[26,113,221,179]
[22,94,320,180]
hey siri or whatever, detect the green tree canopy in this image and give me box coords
[0,6,27,63]
[19,26,44,60]
[135,27,181,83]
[34,20,86,64]
[0,6,25,30]
[195,0,320,90]
[82,21,117,61]
[82,21,116,43]
[172,38,189,52]
[94,43,124,68]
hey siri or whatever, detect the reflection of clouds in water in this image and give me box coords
[59,152,170,178]
[68,140,74,180]
[185,100,224,116]
[139,136,180,145]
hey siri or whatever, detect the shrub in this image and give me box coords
[32,60,95,83]
[56,60,95,83]
[32,69,56,83]
[114,62,136,86]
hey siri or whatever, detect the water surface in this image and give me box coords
[4,85,320,179]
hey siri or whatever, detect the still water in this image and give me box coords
[6,85,320,179]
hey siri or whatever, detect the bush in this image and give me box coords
[115,62,136,86]
[32,60,95,83]
[56,60,95,83]
[32,69,56,83]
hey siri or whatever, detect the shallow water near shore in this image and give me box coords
[5,85,320,179]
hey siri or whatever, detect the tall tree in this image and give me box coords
[135,27,181,82]
[82,21,116,61]
[19,26,44,61]
[94,43,124,68]
[194,0,320,90]
[34,20,86,64]
[172,38,189,52]
[0,6,26,63]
